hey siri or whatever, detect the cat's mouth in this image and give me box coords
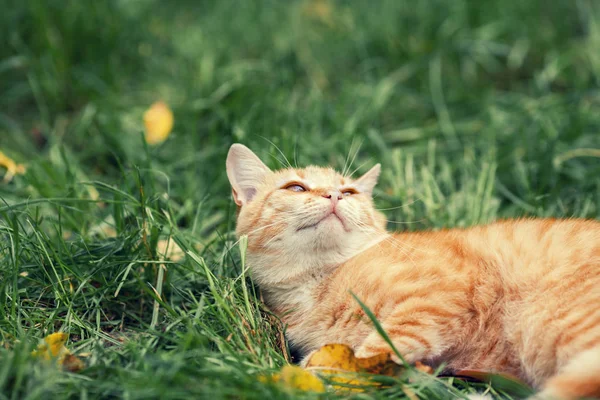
[296,211,349,232]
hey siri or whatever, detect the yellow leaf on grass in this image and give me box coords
[143,101,173,145]
[32,332,69,360]
[306,343,401,375]
[31,332,85,372]
[0,151,26,182]
[262,365,325,393]
[305,343,402,390]
[261,344,433,393]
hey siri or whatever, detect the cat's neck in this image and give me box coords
[250,233,390,316]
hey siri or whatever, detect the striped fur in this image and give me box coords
[227,144,600,399]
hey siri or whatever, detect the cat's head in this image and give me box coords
[226,144,387,285]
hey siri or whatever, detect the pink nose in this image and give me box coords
[322,191,343,203]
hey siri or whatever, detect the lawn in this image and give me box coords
[1,0,600,398]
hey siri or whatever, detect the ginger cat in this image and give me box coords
[226,143,600,399]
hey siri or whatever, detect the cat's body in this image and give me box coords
[265,220,600,388]
[226,144,600,399]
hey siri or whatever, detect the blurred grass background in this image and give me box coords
[0,0,599,398]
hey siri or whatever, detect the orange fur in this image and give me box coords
[226,144,600,399]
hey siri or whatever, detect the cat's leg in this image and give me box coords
[352,293,470,364]
[354,314,458,364]
[531,346,600,400]
[354,325,448,364]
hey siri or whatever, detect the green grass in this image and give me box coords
[1,0,599,398]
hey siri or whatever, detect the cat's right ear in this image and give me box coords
[226,144,271,206]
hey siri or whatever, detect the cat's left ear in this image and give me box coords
[354,164,381,195]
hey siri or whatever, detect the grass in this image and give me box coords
[0,0,599,398]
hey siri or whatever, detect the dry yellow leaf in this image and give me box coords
[261,344,432,393]
[62,353,85,373]
[143,101,174,145]
[32,332,69,360]
[31,332,84,372]
[305,343,401,375]
[305,343,402,391]
[0,150,26,182]
[262,365,326,393]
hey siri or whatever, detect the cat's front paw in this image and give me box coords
[355,332,423,365]
[354,344,406,365]
[353,345,385,359]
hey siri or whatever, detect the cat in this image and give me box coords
[226,143,600,399]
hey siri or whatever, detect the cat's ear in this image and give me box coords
[226,144,271,206]
[355,164,381,195]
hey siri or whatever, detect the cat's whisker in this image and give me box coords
[342,139,363,178]
[227,212,313,248]
[347,160,370,180]
[344,204,427,255]
[259,135,293,169]
[237,204,332,249]
[376,197,424,211]
[359,227,418,265]
[384,219,426,225]
[342,206,421,263]
[293,136,299,168]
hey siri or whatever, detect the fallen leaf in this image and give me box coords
[62,353,85,373]
[32,332,69,360]
[0,150,26,182]
[260,344,434,393]
[305,343,403,391]
[31,332,85,372]
[262,365,325,393]
[305,343,401,375]
[143,101,174,145]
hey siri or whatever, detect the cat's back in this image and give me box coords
[464,218,600,283]
[386,218,600,272]
[328,217,600,296]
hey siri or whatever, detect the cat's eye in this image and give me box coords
[342,188,358,196]
[284,183,307,192]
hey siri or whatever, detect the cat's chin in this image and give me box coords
[296,213,350,233]
[327,213,351,232]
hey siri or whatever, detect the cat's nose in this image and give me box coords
[322,191,343,202]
